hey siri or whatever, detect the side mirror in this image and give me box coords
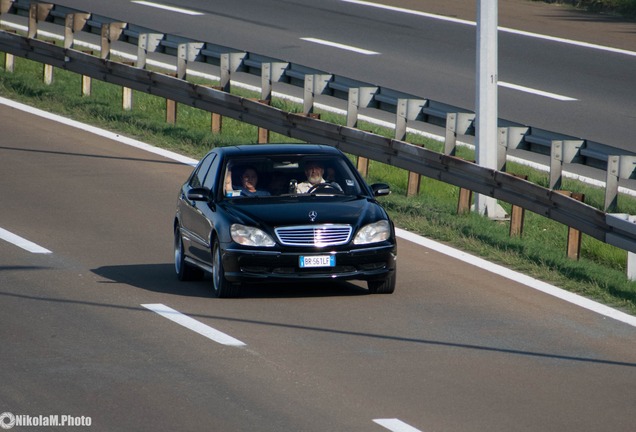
[187,187,212,202]
[371,183,391,197]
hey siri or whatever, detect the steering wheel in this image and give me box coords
[306,182,343,194]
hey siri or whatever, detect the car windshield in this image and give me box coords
[222,155,364,199]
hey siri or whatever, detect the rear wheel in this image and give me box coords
[367,271,396,294]
[212,239,240,298]
[174,227,203,281]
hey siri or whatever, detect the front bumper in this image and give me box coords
[222,243,397,283]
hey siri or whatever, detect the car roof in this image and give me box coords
[213,144,342,158]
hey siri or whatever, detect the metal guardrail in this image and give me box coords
[2,0,636,254]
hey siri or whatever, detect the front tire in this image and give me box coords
[212,239,240,298]
[367,271,396,294]
[175,227,204,281]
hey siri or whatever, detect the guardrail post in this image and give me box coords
[250,98,271,143]
[549,139,584,190]
[43,63,53,85]
[100,22,126,60]
[346,86,377,128]
[219,52,247,93]
[1,0,14,14]
[357,156,369,178]
[604,155,636,212]
[177,42,203,80]
[396,98,427,197]
[260,62,288,102]
[509,174,528,237]
[28,3,53,39]
[457,187,473,215]
[444,112,474,156]
[65,14,92,95]
[303,73,332,115]
[395,98,426,141]
[64,13,90,49]
[605,155,620,213]
[137,33,164,69]
[607,214,636,280]
[4,51,14,72]
[556,190,584,260]
[628,253,636,281]
[101,22,128,109]
[29,3,54,84]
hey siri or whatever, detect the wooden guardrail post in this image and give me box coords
[556,190,585,260]
[357,156,369,178]
[567,192,585,260]
[396,98,426,197]
[29,3,54,84]
[3,51,14,72]
[456,158,475,214]
[65,13,92,96]
[1,28,16,72]
[509,175,528,237]
[457,187,473,215]
[206,85,224,133]
[250,99,271,143]
[43,63,53,85]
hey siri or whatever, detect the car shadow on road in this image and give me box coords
[91,263,369,298]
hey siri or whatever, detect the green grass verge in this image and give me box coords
[1,53,636,314]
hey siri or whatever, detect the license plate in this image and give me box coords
[299,255,336,268]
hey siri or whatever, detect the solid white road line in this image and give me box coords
[374,418,423,432]
[301,37,380,55]
[131,1,203,16]
[0,227,52,254]
[142,303,247,347]
[499,81,577,101]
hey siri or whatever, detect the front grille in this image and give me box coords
[275,224,352,246]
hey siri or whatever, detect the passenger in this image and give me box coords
[238,166,270,197]
[296,160,326,193]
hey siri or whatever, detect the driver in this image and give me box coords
[296,160,326,193]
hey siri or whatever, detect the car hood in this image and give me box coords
[220,196,387,228]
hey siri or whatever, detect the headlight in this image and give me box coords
[353,220,391,245]
[231,224,276,247]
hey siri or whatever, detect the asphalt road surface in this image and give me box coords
[1,101,636,431]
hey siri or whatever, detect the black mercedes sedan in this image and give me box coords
[174,144,397,297]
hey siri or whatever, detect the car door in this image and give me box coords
[180,153,215,264]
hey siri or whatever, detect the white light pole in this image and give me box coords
[474,0,507,219]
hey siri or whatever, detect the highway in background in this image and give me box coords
[1,100,635,431]
[39,0,636,152]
